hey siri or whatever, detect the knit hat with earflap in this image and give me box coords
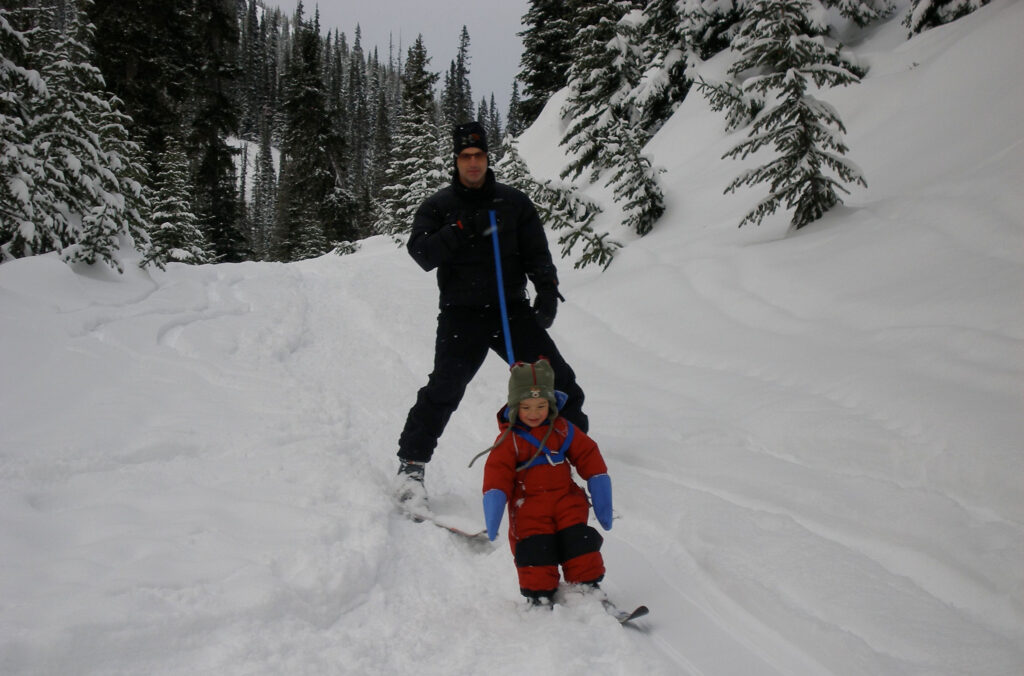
[507,358,558,425]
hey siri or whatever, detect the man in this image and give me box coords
[396,120,589,506]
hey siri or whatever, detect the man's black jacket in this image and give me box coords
[408,169,559,308]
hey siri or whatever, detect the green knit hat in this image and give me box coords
[507,358,558,424]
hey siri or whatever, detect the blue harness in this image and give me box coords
[513,422,575,471]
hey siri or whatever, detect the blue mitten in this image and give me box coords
[482,489,507,541]
[588,474,613,531]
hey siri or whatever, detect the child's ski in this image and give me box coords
[602,599,649,625]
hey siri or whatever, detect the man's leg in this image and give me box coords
[504,303,589,433]
[397,307,491,463]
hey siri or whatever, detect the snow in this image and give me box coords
[1,2,1022,674]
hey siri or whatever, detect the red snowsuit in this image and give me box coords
[482,414,608,596]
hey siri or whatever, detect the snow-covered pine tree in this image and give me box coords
[86,0,195,168]
[372,35,442,238]
[249,113,277,259]
[344,26,371,233]
[560,3,666,238]
[679,0,748,60]
[826,0,894,27]
[516,0,575,125]
[144,134,210,267]
[495,139,616,269]
[505,80,526,140]
[453,26,473,124]
[272,2,347,260]
[486,93,503,161]
[188,0,246,262]
[904,0,988,36]
[629,0,692,132]
[722,0,866,230]
[0,5,49,262]
[604,118,665,236]
[560,0,637,183]
[1,1,150,271]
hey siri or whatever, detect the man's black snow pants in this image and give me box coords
[397,301,588,464]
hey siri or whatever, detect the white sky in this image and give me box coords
[270,0,530,113]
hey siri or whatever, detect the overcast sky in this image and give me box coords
[270,0,530,114]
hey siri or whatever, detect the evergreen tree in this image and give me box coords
[453,26,473,123]
[505,80,526,139]
[495,139,616,269]
[517,0,576,124]
[344,25,371,232]
[373,35,442,237]
[560,0,638,182]
[826,0,893,26]
[679,0,748,60]
[1,4,50,262]
[86,0,194,166]
[557,1,666,238]
[722,0,866,230]
[904,0,987,35]
[440,26,473,126]
[249,112,277,259]
[145,135,210,267]
[629,0,692,132]
[486,93,503,161]
[273,3,349,260]
[188,0,246,261]
[1,1,150,271]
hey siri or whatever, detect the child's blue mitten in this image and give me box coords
[482,489,507,541]
[588,474,613,530]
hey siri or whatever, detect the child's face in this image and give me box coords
[517,397,550,428]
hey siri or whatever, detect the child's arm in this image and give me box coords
[567,426,613,530]
[481,438,517,541]
[565,425,608,480]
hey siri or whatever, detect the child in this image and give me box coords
[479,358,613,606]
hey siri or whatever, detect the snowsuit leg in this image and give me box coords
[510,486,604,597]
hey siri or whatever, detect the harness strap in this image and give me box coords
[514,422,575,472]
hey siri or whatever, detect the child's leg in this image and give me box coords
[509,507,560,599]
[556,523,605,584]
[514,531,560,599]
[555,494,605,585]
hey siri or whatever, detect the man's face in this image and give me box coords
[456,149,488,188]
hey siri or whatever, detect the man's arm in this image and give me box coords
[407,197,466,272]
[517,197,559,287]
[517,197,564,327]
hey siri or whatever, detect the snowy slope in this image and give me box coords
[1,2,1022,674]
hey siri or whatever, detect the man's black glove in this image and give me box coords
[437,221,468,252]
[532,283,563,329]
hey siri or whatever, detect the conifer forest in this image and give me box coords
[1,0,989,271]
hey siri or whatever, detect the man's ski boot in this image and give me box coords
[396,459,428,518]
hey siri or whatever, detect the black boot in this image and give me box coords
[523,589,555,610]
[396,459,427,513]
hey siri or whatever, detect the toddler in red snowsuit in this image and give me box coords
[480,358,613,605]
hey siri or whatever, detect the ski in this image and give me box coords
[400,504,490,543]
[602,599,649,625]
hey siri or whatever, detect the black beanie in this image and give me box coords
[453,121,488,155]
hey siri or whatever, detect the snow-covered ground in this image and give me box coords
[1,2,1022,674]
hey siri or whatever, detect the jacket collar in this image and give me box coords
[452,167,496,201]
